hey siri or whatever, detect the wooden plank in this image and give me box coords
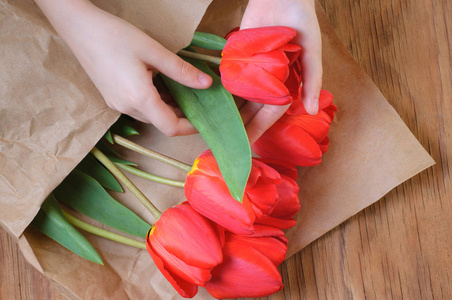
[0,229,62,300]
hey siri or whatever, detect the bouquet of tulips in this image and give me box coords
[32,26,336,299]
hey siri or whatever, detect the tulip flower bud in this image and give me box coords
[252,159,301,229]
[205,226,287,298]
[186,150,294,234]
[186,150,304,233]
[253,90,337,166]
[146,202,224,298]
[245,158,281,215]
[220,26,302,105]
[185,150,256,235]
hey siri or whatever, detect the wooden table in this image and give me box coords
[1,0,451,298]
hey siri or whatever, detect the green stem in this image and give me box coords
[112,134,192,173]
[178,49,222,65]
[90,147,162,219]
[62,210,147,250]
[116,163,185,188]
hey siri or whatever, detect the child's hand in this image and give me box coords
[35,0,212,136]
[239,0,322,143]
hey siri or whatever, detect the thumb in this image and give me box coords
[300,47,322,115]
[145,42,212,89]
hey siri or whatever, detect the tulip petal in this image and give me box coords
[278,43,302,64]
[245,159,281,214]
[246,182,278,215]
[186,151,256,235]
[282,114,331,143]
[220,62,292,105]
[205,240,284,299]
[250,224,288,238]
[227,233,288,266]
[316,108,334,124]
[151,203,223,269]
[253,204,297,230]
[256,158,298,181]
[281,47,302,113]
[189,151,221,178]
[286,97,306,115]
[220,27,302,106]
[247,159,281,187]
[252,172,301,230]
[148,234,213,286]
[318,136,330,154]
[244,225,289,246]
[223,26,297,57]
[318,90,335,110]
[252,173,301,230]
[324,106,337,122]
[254,89,336,166]
[212,223,226,248]
[245,50,290,82]
[185,174,256,235]
[146,238,198,298]
[271,175,300,219]
[253,121,323,166]
[285,59,302,105]
[224,27,240,40]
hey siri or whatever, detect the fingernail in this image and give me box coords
[198,72,211,86]
[312,98,319,114]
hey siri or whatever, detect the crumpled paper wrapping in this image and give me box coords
[0,0,434,299]
[0,0,211,238]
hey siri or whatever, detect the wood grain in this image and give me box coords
[0,230,62,300]
[1,0,451,299]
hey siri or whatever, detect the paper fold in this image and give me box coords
[0,0,120,238]
[0,0,212,238]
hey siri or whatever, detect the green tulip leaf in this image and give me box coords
[107,155,138,166]
[105,116,139,144]
[105,131,113,144]
[31,194,103,265]
[159,58,251,202]
[96,140,120,157]
[75,153,123,192]
[190,31,226,50]
[53,170,151,237]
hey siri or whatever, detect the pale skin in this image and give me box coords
[239,0,322,143]
[34,0,322,143]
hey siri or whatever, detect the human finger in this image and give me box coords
[140,40,213,90]
[239,101,263,126]
[245,103,290,144]
[299,24,322,115]
[132,84,197,136]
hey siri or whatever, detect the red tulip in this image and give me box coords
[252,160,301,229]
[259,158,299,180]
[146,202,224,298]
[229,224,288,266]
[204,225,286,298]
[245,158,281,215]
[253,90,337,166]
[185,150,256,235]
[220,26,302,105]
[185,151,286,235]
